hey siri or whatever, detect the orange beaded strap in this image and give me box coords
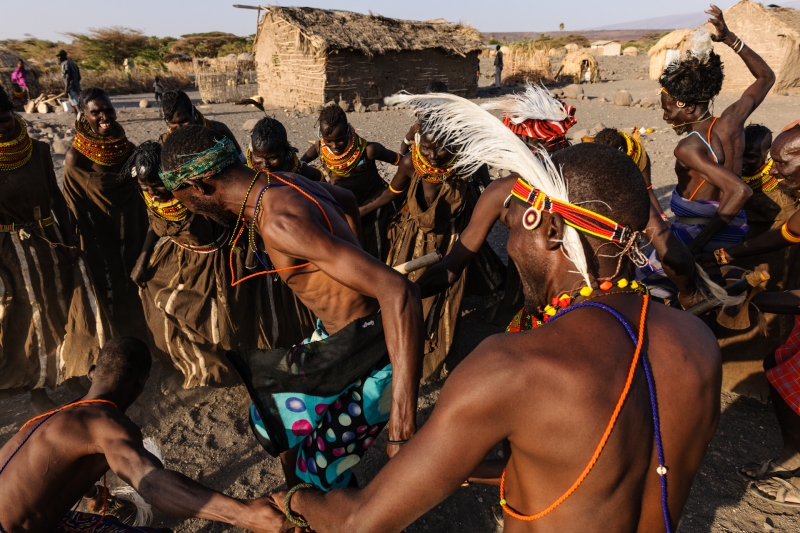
[499,295,650,522]
[229,171,334,286]
[20,399,119,432]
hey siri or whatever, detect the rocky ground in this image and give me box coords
[4,54,800,532]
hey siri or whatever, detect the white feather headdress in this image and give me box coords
[479,83,568,124]
[384,92,590,284]
[665,27,714,74]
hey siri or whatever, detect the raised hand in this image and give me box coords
[704,4,731,43]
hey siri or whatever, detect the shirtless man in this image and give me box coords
[0,337,285,533]
[266,141,721,533]
[659,5,773,255]
[162,126,423,494]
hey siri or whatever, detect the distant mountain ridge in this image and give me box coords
[586,1,800,31]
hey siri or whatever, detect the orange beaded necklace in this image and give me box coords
[319,126,367,176]
[72,118,130,166]
[411,142,457,183]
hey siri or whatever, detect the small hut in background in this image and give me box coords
[502,43,554,85]
[564,43,579,53]
[555,50,599,84]
[194,53,259,103]
[623,46,639,56]
[252,6,482,109]
[708,0,800,93]
[648,29,694,80]
[590,40,621,56]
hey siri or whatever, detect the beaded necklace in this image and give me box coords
[142,190,188,222]
[742,159,778,193]
[619,131,643,166]
[411,142,457,183]
[72,118,130,166]
[319,126,367,176]
[506,278,648,333]
[0,115,33,172]
[246,146,301,174]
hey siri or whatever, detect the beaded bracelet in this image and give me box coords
[713,248,730,266]
[283,483,316,528]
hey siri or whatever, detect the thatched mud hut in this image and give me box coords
[707,0,800,93]
[648,29,693,80]
[252,6,483,109]
[555,50,599,84]
[501,44,553,85]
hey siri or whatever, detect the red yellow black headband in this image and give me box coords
[510,178,631,244]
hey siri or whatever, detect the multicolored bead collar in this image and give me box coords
[246,146,301,174]
[72,118,130,167]
[742,159,778,193]
[320,125,366,176]
[142,190,188,222]
[0,115,33,171]
[411,141,457,183]
[619,131,643,166]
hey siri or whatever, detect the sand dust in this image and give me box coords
[2,54,799,532]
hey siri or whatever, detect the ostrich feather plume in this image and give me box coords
[384,91,590,284]
[479,83,567,124]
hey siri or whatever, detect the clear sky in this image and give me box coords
[1,0,742,42]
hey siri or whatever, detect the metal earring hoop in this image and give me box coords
[676,101,686,108]
[522,207,542,230]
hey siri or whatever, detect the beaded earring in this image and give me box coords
[522,207,541,230]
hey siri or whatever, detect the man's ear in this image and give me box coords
[543,212,566,251]
[185,179,208,195]
[87,365,96,382]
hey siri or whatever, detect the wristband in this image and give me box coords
[284,483,316,528]
[387,439,408,445]
[713,248,730,266]
[781,222,800,244]
[645,184,653,191]
[660,213,668,222]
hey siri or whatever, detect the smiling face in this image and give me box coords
[418,133,456,168]
[320,121,349,155]
[82,96,118,137]
[771,130,800,190]
[0,110,17,143]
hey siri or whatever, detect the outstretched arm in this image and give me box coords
[644,205,701,308]
[697,209,800,265]
[276,338,513,533]
[300,142,319,164]
[98,418,287,532]
[265,201,424,457]
[415,176,513,298]
[641,156,666,217]
[399,123,418,155]
[131,228,159,288]
[706,4,775,124]
[675,141,752,253]
[359,156,414,217]
[366,142,401,165]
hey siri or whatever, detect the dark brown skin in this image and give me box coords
[663,5,774,254]
[270,199,721,533]
[360,132,490,217]
[166,109,243,154]
[172,166,423,462]
[697,128,800,267]
[0,110,77,249]
[65,96,135,175]
[0,366,288,533]
[301,120,399,169]
[251,145,323,181]
[416,175,700,307]
[398,122,419,155]
[741,130,772,177]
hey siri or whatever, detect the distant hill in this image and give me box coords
[481,29,667,43]
[587,1,800,31]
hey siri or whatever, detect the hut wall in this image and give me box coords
[324,49,479,105]
[711,1,798,93]
[253,15,327,108]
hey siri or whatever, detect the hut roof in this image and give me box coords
[648,29,694,57]
[0,47,24,71]
[262,5,483,57]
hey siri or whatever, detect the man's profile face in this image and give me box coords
[771,132,800,189]
[660,93,694,135]
[506,200,552,311]
[172,181,235,227]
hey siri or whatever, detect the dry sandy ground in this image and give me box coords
[3,54,800,532]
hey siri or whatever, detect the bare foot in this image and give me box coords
[29,388,56,414]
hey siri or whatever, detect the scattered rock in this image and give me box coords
[599,97,609,103]
[562,84,584,100]
[139,99,151,108]
[40,127,54,136]
[354,103,367,113]
[570,128,589,141]
[52,138,72,155]
[640,97,660,108]
[577,94,585,100]
[338,100,352,112]
[242,118,259,131]
[784,92,790,97]
[632,99,641,106]
[368,103,381,112]
[614,90,633,107]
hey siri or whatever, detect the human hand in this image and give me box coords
[240,497,295,533]
[695,251,717,268]
[130,255,150,288]
[705,4,731,44]
[270,491,313,532]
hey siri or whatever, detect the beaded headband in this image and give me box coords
[509,177,631,244]
[159,136,239,191]
[659,87,708,108]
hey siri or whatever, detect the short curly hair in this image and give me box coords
[161,90,193,122]
[593,128,625,151]
[659,51,724,104]
[161,124,219,172]
[120,140,161,186]
[251,117,289,153]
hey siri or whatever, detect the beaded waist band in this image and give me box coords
[0,216,54,233]
[170,229,229,254]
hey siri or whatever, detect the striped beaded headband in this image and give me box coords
[509,177,630,244]
[159,136,239,191]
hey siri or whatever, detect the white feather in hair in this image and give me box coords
[383,92,590,284]
[110,486,153,526]
[479,84,567,124]
[689,27,713,63]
